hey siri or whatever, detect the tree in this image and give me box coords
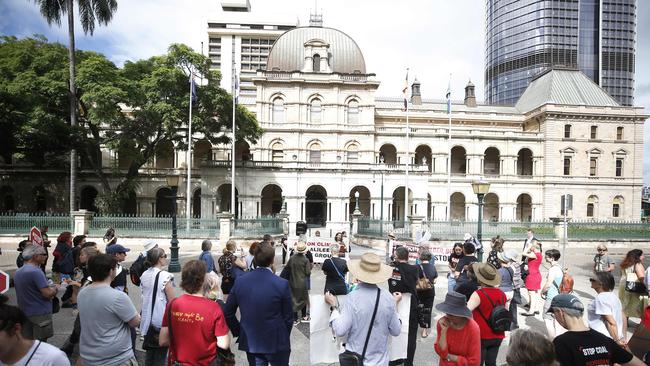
[31,0,118,212]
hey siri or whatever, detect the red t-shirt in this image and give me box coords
[162,294,229,366]
[642,306,650,328]
[472,287,507,340]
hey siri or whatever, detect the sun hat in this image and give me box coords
[106,244,131,255]
[546,293,584,314]
[387,231,396,240]
[497,249,518,263]
[472,262,501,287]
[463,233,472,241]
[296,242,307,253]
[348,252,393,284]
[143,240,158,251]
[435,291,473,318]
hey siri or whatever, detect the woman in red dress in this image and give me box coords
[522,240,542,316]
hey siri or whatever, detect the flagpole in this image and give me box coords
[186,75,193,231]
[446,74,452,220]
[405,70,410,224]
[231,62,236,218]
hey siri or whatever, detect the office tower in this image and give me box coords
[485,0,637,106]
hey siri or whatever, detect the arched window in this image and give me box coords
[612,196,623,218]
[313,54,321,72]
[346,144,359,162]
[271,142,284,162]
[272,97,284,123]
[347,100,359,124]
[309,142,321,163]
[587,195,598,218]
[310,99,322,123]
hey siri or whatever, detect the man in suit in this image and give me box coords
[225,242,293,366]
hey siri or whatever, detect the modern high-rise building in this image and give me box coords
[205,0,299,110]
[485,0,637,106]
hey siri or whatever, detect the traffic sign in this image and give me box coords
[30,226,43,246]
[0,270,9,294]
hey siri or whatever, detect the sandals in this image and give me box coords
[302,316,311,323]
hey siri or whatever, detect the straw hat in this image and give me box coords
[387,231,396,240]
[348,252,393,284]
[435,291,472,318]
[296,242,307,253]
[472,262,501,287]
[497,249,518,263]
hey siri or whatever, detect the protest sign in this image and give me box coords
[29,226,43,246]
[304,239,337,264]
[310,294,348,364]
[392,241,453,262]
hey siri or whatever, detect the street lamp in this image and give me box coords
[472,179,490,261]
[166,175,181,273]
[378,155,385,237]
[353,190,361,215]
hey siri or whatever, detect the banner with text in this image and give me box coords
[304,239,337,264]
[392,241,453,262]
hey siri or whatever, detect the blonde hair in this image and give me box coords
[202,272,221,301]
[223,240,237,254]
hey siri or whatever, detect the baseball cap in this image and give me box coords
[106,244,131,255]
[546,294,584,313]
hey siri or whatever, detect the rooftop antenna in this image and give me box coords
[309,0,323,27]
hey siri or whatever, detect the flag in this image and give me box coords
[402,70,409,111]
[445,80,451,114]
[190,75,198,103]
[233,71,240,105]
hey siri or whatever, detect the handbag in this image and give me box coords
[143,271,163,350]
[625,267,648,294]
[416,264,432,291]
[338,288,380,366]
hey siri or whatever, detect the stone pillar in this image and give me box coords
[277,203,290,235]
[408,215,425,242]
[351,212,363,239]
[549,217,569,241]
[72,210,94,235]
[217,213,233,245]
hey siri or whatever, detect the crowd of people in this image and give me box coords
[2,227,650,366]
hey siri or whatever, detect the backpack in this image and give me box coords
[129,254,146,286]
[477,289,511,333]
[553,267,574,294]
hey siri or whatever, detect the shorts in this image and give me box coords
[23,314,54,341]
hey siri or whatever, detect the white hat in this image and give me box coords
[143,240,158,251]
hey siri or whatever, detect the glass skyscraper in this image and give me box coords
[485,0,637,106]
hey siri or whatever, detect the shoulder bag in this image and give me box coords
[142,271,163,350]
[625,265,648,294]
[329,258,349,293]
[339,288,381,366]
[416,264,432,290]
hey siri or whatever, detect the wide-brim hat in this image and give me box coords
[435,291,472,318]
[143,240,158,251]
[497,249,518,263]
[348,252,393,284]
[472,262,501,287]
[296,243,307,253]
[387,231,396,240]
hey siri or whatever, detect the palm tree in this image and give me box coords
[32,0,118,212]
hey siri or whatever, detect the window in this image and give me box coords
[587,203,594,217]
[309,143,321,163]
[347,100,359,124]
[313,54,320,72]
[612,196,623,218]
[589,157,597,176]
[272,98,284,123]
[271,142,283,162]
[615,158,623,177]
[563,157,571,175]
[590,126,598,139]
[346,144,359,162]
[310,99,322,123]
[564,124,572,138]
[616,126,624,140]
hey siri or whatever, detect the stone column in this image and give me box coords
[407,215,424,242]
[549,217,569,241]
[72,210,94,235]
[217,213,233,245]
[277,202,290,235]
[351,212,363,243]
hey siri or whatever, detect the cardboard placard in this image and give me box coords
[304,239,337,264]
[29,226,43,246]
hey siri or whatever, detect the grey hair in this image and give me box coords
[201,239,212,252]
[506,329,557,366]
[330,244,339,254]
[22,244,45,260]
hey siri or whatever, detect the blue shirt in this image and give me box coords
[199,251,215,273]
[330,283,402,365]
[14,263,52,317]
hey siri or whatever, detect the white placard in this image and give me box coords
[389,293,411,362]
[310,294,347,365]
[304,239,337,264]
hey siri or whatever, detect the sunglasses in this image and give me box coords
[597,248,606,252]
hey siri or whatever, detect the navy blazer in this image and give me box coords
[224,267,293,354]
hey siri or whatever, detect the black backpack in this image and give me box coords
[129,254,146,286]
[477,289,511,333]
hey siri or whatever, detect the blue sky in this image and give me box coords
[1,0,649,184]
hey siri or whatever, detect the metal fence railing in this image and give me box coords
[567,220,650,240]
[88,215,221,239]
[424,220,556,241]
[358,219,412,240]
[232,217,283,237]
[0,213,72,235]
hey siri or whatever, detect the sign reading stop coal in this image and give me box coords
[0,270,9,294]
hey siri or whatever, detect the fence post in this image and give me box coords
[217,213,233,245]
[351,212,364,242]
[549,217,566,241]
[71,210,94,235]
[277,212,290,236]
[407,215,424,242]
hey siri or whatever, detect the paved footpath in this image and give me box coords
[2,241,645,365]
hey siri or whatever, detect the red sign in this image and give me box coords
[0,270,9,294]
[29,227,43,246]
[393,241,454,262]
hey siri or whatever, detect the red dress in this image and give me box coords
[524,252,542,291]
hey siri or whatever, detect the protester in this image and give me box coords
[486,236,504,269]
[78,254,141,366]
[454,242,478,289]
[224,243,293,365]
[160,260,230,366]
[505,329,557,366]
[593,244,615,273]
[245,241,259,270]
[198,239,217,273]
[322,243,349,295]
[588,271,626,345]
[280,236,289,265]
[0,294,70,366]
[467,262,507,366]
[286,242,311,324]
[140,247,175,366]
[325,252,402,366]
[540,249,565,338]
[107,244,131,293]
[522,239,542,316]
[39,226,52,272]
[433,291,481,366]
[218,240,247,301]
[549,294,644,366]
[455,263,479,302]
[464,233,483,262]
[15,239,30,268]
[13,244,58,341]
[498,250,522,330]
[447,243,464,293]
[417,250,437,338]
[52,231,74,284]
[388,246,421,366]
[618,249,646,321]
[522,229,536,252]
[335,232,348,258]
[103,227,117,246]
[71,235,86,267]
[129,240,158,287]
[202,272,222,302]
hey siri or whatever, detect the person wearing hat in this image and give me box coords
[549,294,643,366]
[497,250,521,331]
[467,262,507,366]
[325,252,402,366]
[106,244,131,293]
[286,242,311,324]
[434,291,481,366]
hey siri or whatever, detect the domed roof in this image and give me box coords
[266,26,366,74]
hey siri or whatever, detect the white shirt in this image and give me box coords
[139,267,174,335]
[587,291,624,340]
[0,341,70,366]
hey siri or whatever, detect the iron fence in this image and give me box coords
[232,217,283,237]
[567,220,650,240]
[424,220,556,241]
[0,213,72,235]
[88,214,221,239]
[358,218,412,240]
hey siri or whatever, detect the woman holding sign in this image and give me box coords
[322,244,349,295]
